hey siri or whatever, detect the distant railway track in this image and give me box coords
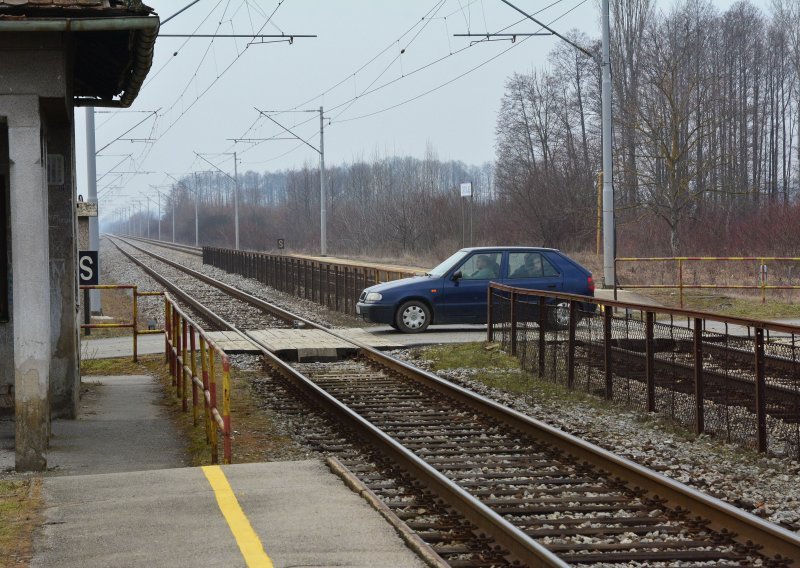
[108,235,800,566]
[106,235,301,330]
[119,234,203,256]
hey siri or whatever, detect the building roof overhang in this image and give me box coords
[0,1,159,108]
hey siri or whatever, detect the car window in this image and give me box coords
[458,252,501,280]
[507,252,559,279]
[428,250,469,277]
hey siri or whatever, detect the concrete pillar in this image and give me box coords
[6,95,51,471]
[45,101,79,419]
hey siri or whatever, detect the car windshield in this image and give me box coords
[426,250,470,277]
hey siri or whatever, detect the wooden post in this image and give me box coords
[190,324,198,426]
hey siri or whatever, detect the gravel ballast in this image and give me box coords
[102,237,800,537]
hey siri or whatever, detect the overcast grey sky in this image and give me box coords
[82,0,742,214]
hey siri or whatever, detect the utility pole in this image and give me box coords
[254,107,327,255]
[85,107,101,313]
[194,153,240,250]
[151,185,170,242]
[171,185,176,243]
[193,172,199,247]
[157,191,161,241]
[492,0,615,286]
[319,107,326,256]
[233,152,239,250]
[600,0,615,288]
[146,197,151,238]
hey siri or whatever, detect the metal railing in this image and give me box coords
[488,283,800,458]
[203,247,418,315]
[615,256,800,307]
[79,284,164,362]
[164,293,232,464]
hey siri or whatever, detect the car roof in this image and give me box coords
[459,246,561,253]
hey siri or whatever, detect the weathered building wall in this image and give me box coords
[0,32,71,469]
[0,122,11,413]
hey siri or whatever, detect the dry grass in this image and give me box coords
[0,479,42,568]
[126,355,305,466]
[568,252,800,319]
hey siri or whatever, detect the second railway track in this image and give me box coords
[107,234,800,566]
[107,235,306,331]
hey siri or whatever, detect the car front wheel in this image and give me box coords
[395,300,431,333]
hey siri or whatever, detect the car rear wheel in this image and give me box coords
[395,300,431,333]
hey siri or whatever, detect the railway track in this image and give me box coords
[106,235,302,331]
[120,234,203,256]
[108,235,800,566]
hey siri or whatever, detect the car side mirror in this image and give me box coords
[451,270,462,281]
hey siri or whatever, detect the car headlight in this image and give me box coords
[365,292,383,302]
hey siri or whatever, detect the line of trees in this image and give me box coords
[112,150,496,262]
[111,0,800,261]
[496,0,800,256]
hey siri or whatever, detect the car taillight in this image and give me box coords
[587,276,595,294]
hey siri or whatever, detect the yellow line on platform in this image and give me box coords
[202,465,274,568]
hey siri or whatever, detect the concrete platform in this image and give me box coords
[32,461,426,568]
[4,373,426,567]
[1,375,184,475]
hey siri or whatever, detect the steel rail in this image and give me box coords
[109,236,312,328]
[106,237,233,330]
[110,236,800,563]
[253,337,565,566]
[117,234,203,256]
[108,237,559,564]
[245,291,800,559]
[354,345,800,562]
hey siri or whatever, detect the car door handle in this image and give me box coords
[547,284,557,289]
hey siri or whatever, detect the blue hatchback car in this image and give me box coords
[356,247,595,333]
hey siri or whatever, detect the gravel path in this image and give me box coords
[103,237,800,538]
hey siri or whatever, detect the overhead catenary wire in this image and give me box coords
[98,0,292,203]
[160,0,204,27]
[101,0,584,210]
[330,0,587,124]
[231,0,531,161]
[159,0,289,139]
[143,0,226,88]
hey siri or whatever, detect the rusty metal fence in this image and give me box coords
[203,247,418,315]
[79,284,164,362]
[488,283,800,458]
[164,293,232,464]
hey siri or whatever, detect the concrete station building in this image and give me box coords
[0,0,158,471]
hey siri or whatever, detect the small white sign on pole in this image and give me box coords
[460,182,473,197]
